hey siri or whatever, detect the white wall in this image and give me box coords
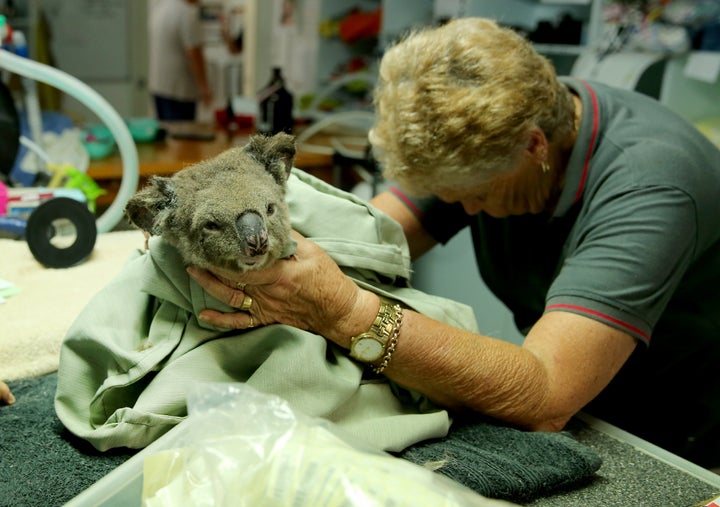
[242,0,280,97]
[660,53,720,123]
[42,0,149,121]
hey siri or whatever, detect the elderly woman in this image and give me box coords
[189,18,720,469]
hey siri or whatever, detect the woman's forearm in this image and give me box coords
[188,235,636,432]
[336,294,555,429]
[332,290,636,433]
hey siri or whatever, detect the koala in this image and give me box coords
[125,132,297,272]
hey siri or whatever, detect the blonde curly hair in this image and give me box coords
[368,17,576,197]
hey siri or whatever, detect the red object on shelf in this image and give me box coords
[215,108,254,130]
[338,8,381,44]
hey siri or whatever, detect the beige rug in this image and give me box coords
[0,230,145,382]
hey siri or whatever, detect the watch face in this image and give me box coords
[354,336,384,362]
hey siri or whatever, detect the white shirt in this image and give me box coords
[148,0,204,101]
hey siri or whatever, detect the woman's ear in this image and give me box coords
[526,127,549,163]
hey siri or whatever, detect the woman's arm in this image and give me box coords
[188,232,637,432]
[367,189,637,427]
[381,305,637,430]
[187,189,638,431]
[370,191,438,260]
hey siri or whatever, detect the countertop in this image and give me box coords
[86,123,342,209]
[528,413,720,506]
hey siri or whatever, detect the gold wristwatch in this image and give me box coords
[349,297,403,373]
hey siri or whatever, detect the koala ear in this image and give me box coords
[244,132,296,185]
[124,176,177,233]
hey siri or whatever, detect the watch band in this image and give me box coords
[349,297,403,374]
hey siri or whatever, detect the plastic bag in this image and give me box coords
[141,383,518,507]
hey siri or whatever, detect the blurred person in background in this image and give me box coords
[148,0,212,121]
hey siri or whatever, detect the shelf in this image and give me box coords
[535,43,588,55]
[539,0,591,4]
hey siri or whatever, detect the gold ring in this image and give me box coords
[248,315,255,328]
[239,294,253,312]
[236,282,246,291]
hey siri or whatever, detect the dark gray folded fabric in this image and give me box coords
[3,373,600,505]
[399,417,602,502]
[0,374,134,507]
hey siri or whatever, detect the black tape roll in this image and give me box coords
[25,197,98,268]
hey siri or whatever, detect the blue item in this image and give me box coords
[0,215,26,236]
[9,111,75,186]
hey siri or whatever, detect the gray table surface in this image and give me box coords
[66,411,720,507]
[528,413,720,507]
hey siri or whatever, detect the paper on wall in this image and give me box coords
[683,51,720,84]
[571,51,666,90]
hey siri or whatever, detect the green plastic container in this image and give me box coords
[125,117,159,142]
[81,124,115,159]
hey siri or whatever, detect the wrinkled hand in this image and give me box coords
[187,232,375,346]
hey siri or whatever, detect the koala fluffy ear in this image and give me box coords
[244,132,296,185]
[124,176,177,234]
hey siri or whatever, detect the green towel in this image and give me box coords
[51,170,602,501]
[55,170,478,452]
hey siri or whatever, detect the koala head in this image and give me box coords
[125,132,296,272]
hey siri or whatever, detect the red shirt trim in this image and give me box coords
[575,80,600,204]
[546,303,650,341]
[389,186,423,219]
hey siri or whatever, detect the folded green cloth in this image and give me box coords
[400,417,602,502]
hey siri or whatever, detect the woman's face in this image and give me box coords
[435,155,556,218]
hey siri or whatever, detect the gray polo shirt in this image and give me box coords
[391,78,720,463]
[393,77,720,347]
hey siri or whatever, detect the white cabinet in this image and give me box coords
[660,52,720,123]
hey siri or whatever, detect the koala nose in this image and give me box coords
[237,211,269,257]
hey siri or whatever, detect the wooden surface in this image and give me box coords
[87,126,336,208]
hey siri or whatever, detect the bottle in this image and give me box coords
[257,67,294,135]
[0,15,12,46]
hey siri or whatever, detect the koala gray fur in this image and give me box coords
[125,132,297,272]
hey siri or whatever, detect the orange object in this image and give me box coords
[338,8,381,44]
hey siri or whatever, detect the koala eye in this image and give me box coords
[203,220,220,232]
[267,203,276,216]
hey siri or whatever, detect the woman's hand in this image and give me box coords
[186,231,379,347]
